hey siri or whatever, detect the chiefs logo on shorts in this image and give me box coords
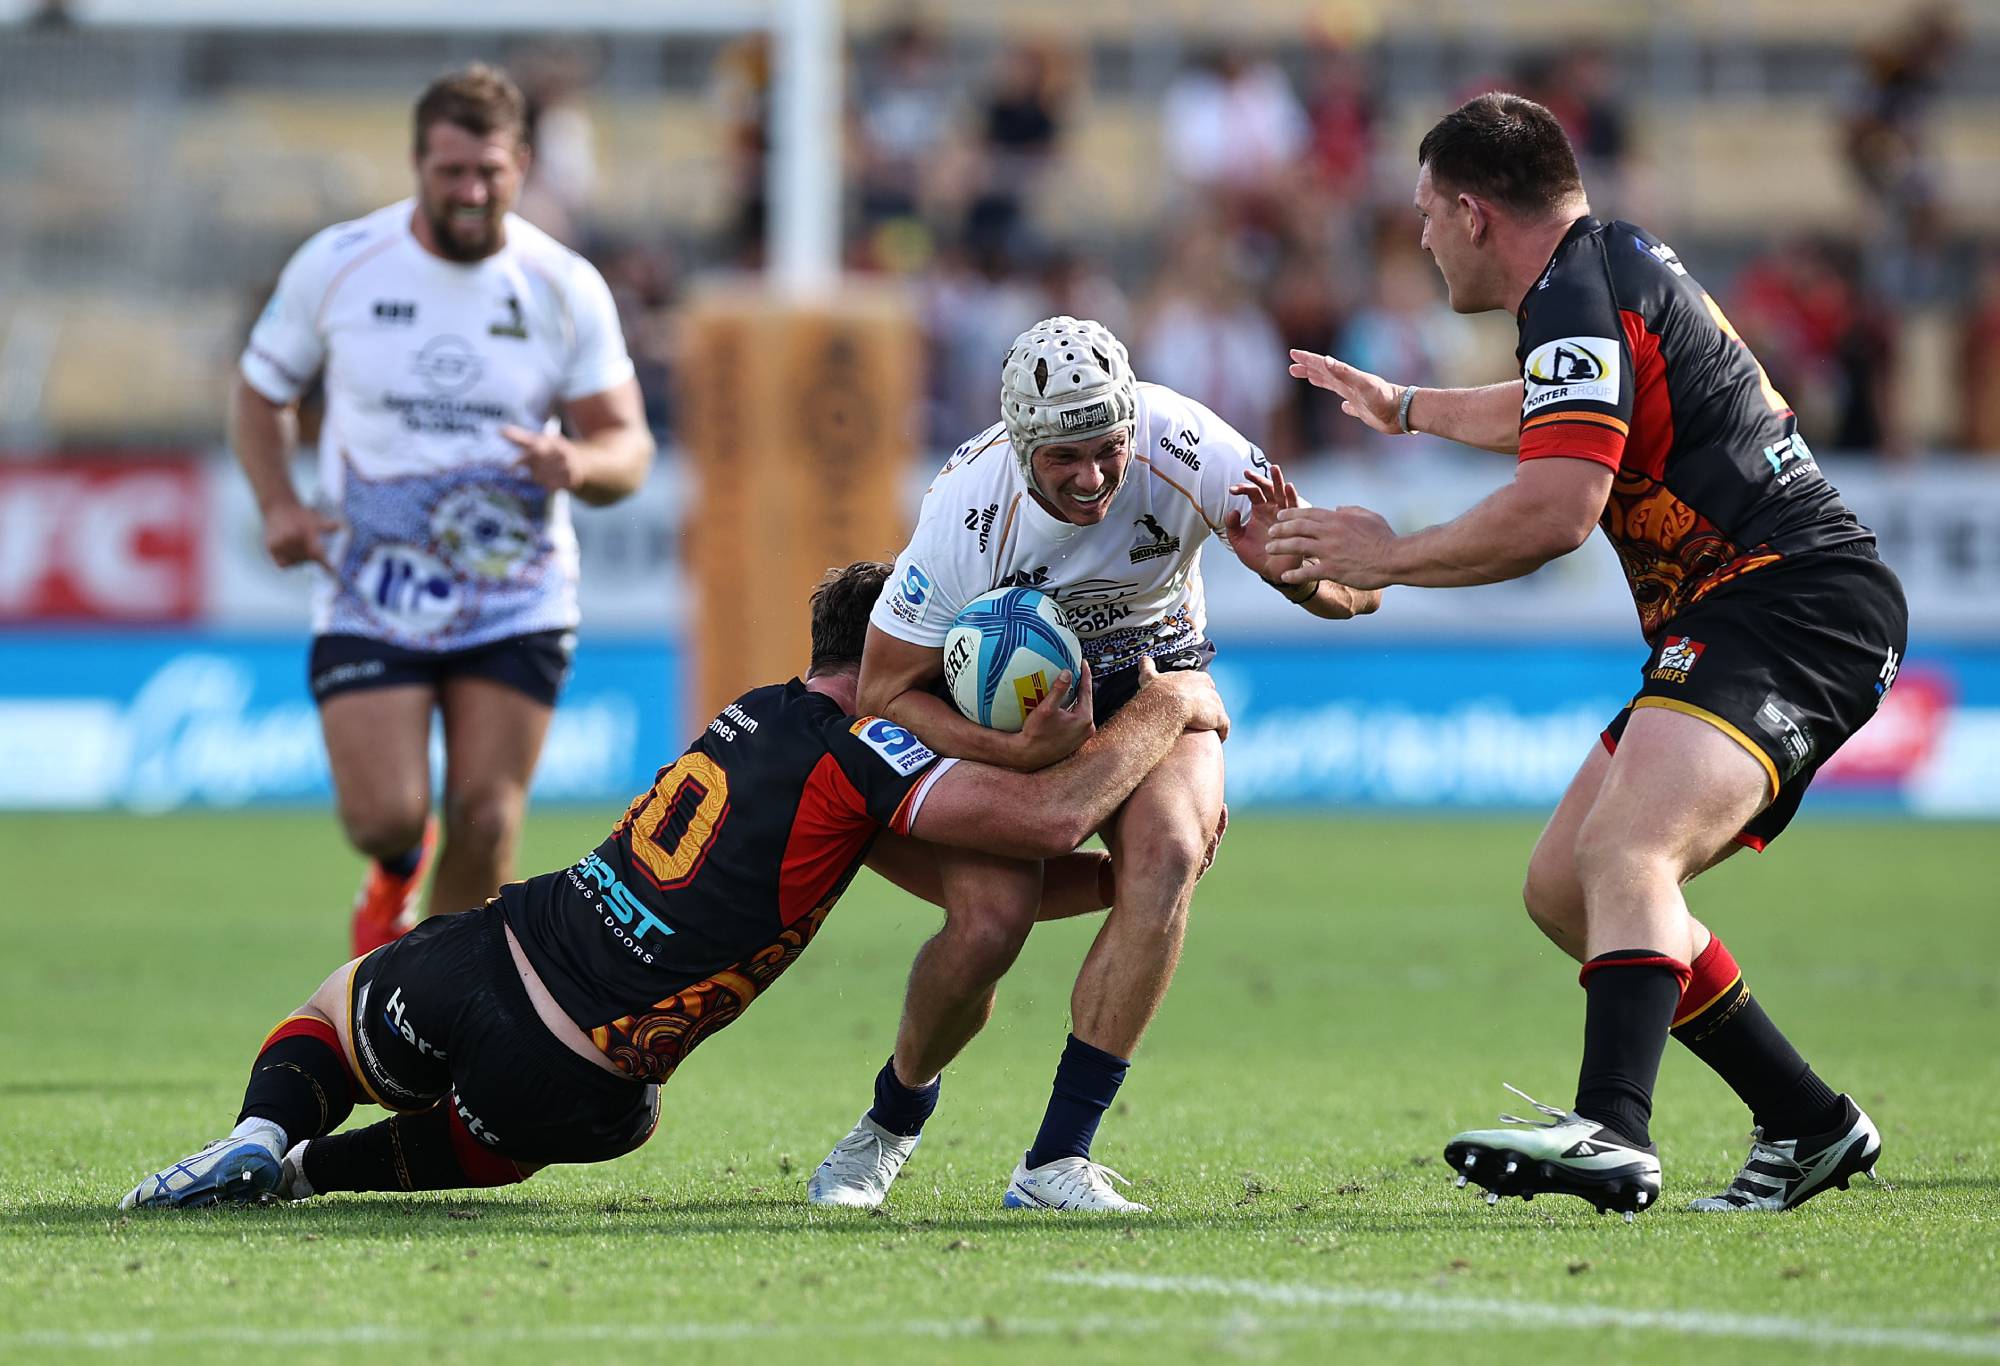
[1650,636,1705,684]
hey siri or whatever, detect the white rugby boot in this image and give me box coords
[807,1114,921,1208]
[1690,1094,1883,1212]
[120,1125,285,1211]
[1443,1084,1662,1218]
[1002,1152,1151,1212]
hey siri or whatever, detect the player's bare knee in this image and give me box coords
[1571,824,1675,900]
[1521,858,1583,940]
[339,800,429,861]
[441,788,522,858]
[301,969,351,1027]
[942,907,1033,977]
[1116,818,1210,895]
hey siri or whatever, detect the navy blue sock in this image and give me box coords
[377,845,423,878]
[1026,1034,1129,1169]
[865,1057,940,1138]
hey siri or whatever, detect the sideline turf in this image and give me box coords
[1,813,1994,1365]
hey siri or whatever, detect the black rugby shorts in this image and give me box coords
[1088,638,1216,727]
[309,629,575,708]
[1602,546,1908,849]
[344,905,658,1166]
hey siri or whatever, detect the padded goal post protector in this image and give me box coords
[677,283,920,732]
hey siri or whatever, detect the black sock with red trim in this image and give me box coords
[1573,950,1691,1147]
[1671,936,1842,1140]
[238,1016,357,1144]
[302,1101,530,1193]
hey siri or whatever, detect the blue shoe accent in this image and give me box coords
[127,1139,283,1210]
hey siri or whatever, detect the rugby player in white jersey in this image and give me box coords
[232,66,654,956]
[808,317,1381,1211]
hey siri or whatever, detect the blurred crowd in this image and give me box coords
[469,9,1998,461]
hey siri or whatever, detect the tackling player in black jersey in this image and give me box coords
[1275,93,1906,1216]
[120,562,1229,1210]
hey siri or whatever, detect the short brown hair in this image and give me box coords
[1418,92,1583,217]
[413,64,527,156]
[809,561,891,672]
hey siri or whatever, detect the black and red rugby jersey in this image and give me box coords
[502,680,954,1082]
[1515,217,1872,639]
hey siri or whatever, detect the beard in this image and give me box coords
[424,202,503,262]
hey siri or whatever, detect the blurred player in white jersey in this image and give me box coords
[232,66,654,955]
[809,317,1380,1212]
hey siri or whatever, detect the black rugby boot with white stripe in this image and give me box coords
[1443,1084,1662,1219]
[1690,1093,1882,1212]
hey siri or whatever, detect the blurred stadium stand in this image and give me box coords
[2,1,1997,822]
[0,2,1995,452]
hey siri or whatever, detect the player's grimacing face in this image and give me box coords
[1029,426,1132,526]
[414,122,528,262]
[1415,164,1477,313]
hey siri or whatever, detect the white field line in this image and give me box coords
[9,1279,1999,1357]
[1054,1271,2000,1359]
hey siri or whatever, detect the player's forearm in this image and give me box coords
[568,424,655,506]
[1037,686,1189,838]
[229,379,304,514]
[1404,382,1524,455]
[1380,480,1588,587]
[883,687,1034,768]
[1037,850,1115,921]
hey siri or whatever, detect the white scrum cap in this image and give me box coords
[999,315,1137,476]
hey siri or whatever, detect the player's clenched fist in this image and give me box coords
[502,424,586,492]
[1137,656,1230,742]
[261,500,341,571]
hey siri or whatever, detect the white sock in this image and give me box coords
[230,1116,287,1151]
[282,1141,315,1199]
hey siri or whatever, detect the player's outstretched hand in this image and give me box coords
[1288,350,1405,436]
[1018,662,1094,769]
[1266,504,1398,592]
[1139,657,1231,742]
[262,500,341,572]
[503,424,585,492]
[1226,460,1311,583]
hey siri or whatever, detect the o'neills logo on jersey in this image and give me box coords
[1058,400,1114,432]
[1158,428,1201,471]
[962,501,998,553]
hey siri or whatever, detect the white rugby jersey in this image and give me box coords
[241,199,635,650]
[872,383,1264,674]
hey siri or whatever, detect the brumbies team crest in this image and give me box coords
[1650,636,1704,684]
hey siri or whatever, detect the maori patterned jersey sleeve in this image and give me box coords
[499,681,950,1084]
[1515,217,1874,640]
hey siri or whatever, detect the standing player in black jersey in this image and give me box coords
[1272,93,1908,1216]
[119,563,1229,1211]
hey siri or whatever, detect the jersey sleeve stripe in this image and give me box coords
[1135,455,1222,534]
[1522,410,1630,436]
[892,757,960,835]
[1518,421,1626,469]
[991,493,1024,570]
[315,232,402,327]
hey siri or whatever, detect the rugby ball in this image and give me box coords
[942,587,1084,732]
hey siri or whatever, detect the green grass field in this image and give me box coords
[1,811,1995,1364]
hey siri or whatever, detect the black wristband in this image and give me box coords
[1265,575,1318,604]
